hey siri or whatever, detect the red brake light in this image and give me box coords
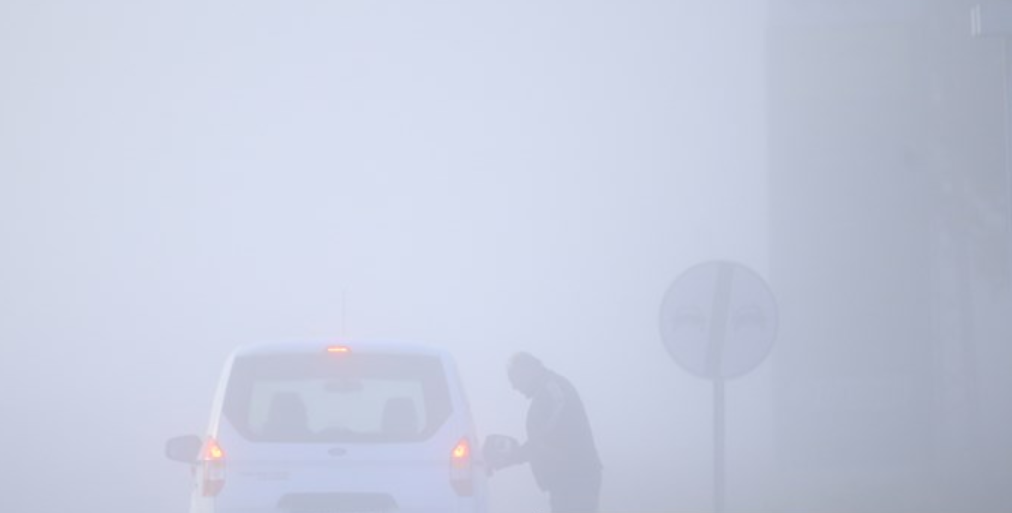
[205,439,224,460]
[449,437,473,496]
[452,439,470,462]
[200,437,226,497]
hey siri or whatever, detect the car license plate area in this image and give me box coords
[278,492,397,513]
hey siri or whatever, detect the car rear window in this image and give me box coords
[222,352,453,443]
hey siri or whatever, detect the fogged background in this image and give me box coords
[0,1,1008,512]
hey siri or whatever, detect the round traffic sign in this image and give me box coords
[659,260,778,380]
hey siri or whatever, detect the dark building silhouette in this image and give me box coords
[767,1,1012,511]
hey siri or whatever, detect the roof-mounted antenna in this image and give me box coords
[340,289,347,340]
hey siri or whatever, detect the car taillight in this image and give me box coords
[200,437,226,497]
[449,437,473,496]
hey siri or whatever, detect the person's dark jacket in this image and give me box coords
[515,369,601,491]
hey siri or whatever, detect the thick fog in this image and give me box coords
[1,1,1009,512]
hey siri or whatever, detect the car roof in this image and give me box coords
[231,341,451,358]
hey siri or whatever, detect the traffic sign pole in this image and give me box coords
[714,377,726,513]
[707,262,733,513]
[661,260,778,513]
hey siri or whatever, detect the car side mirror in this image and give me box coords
[165,434,202,463]
[482,434,519,469]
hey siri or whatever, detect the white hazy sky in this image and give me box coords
[0,2,768,512]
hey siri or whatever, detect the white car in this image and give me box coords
[166,342,488,513]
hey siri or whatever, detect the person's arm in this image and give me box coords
[509,440,532,465]
[526,380,566,447]
[493,382,567,470]
[522,379,568,455]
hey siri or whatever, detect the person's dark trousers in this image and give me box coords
[547,472,601,513]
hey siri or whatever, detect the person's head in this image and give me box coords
[507,352,546,398]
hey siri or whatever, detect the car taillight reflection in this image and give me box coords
[201,437,226,497]
[449,437,473,496]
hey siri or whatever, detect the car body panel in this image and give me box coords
[180,342,487,513]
